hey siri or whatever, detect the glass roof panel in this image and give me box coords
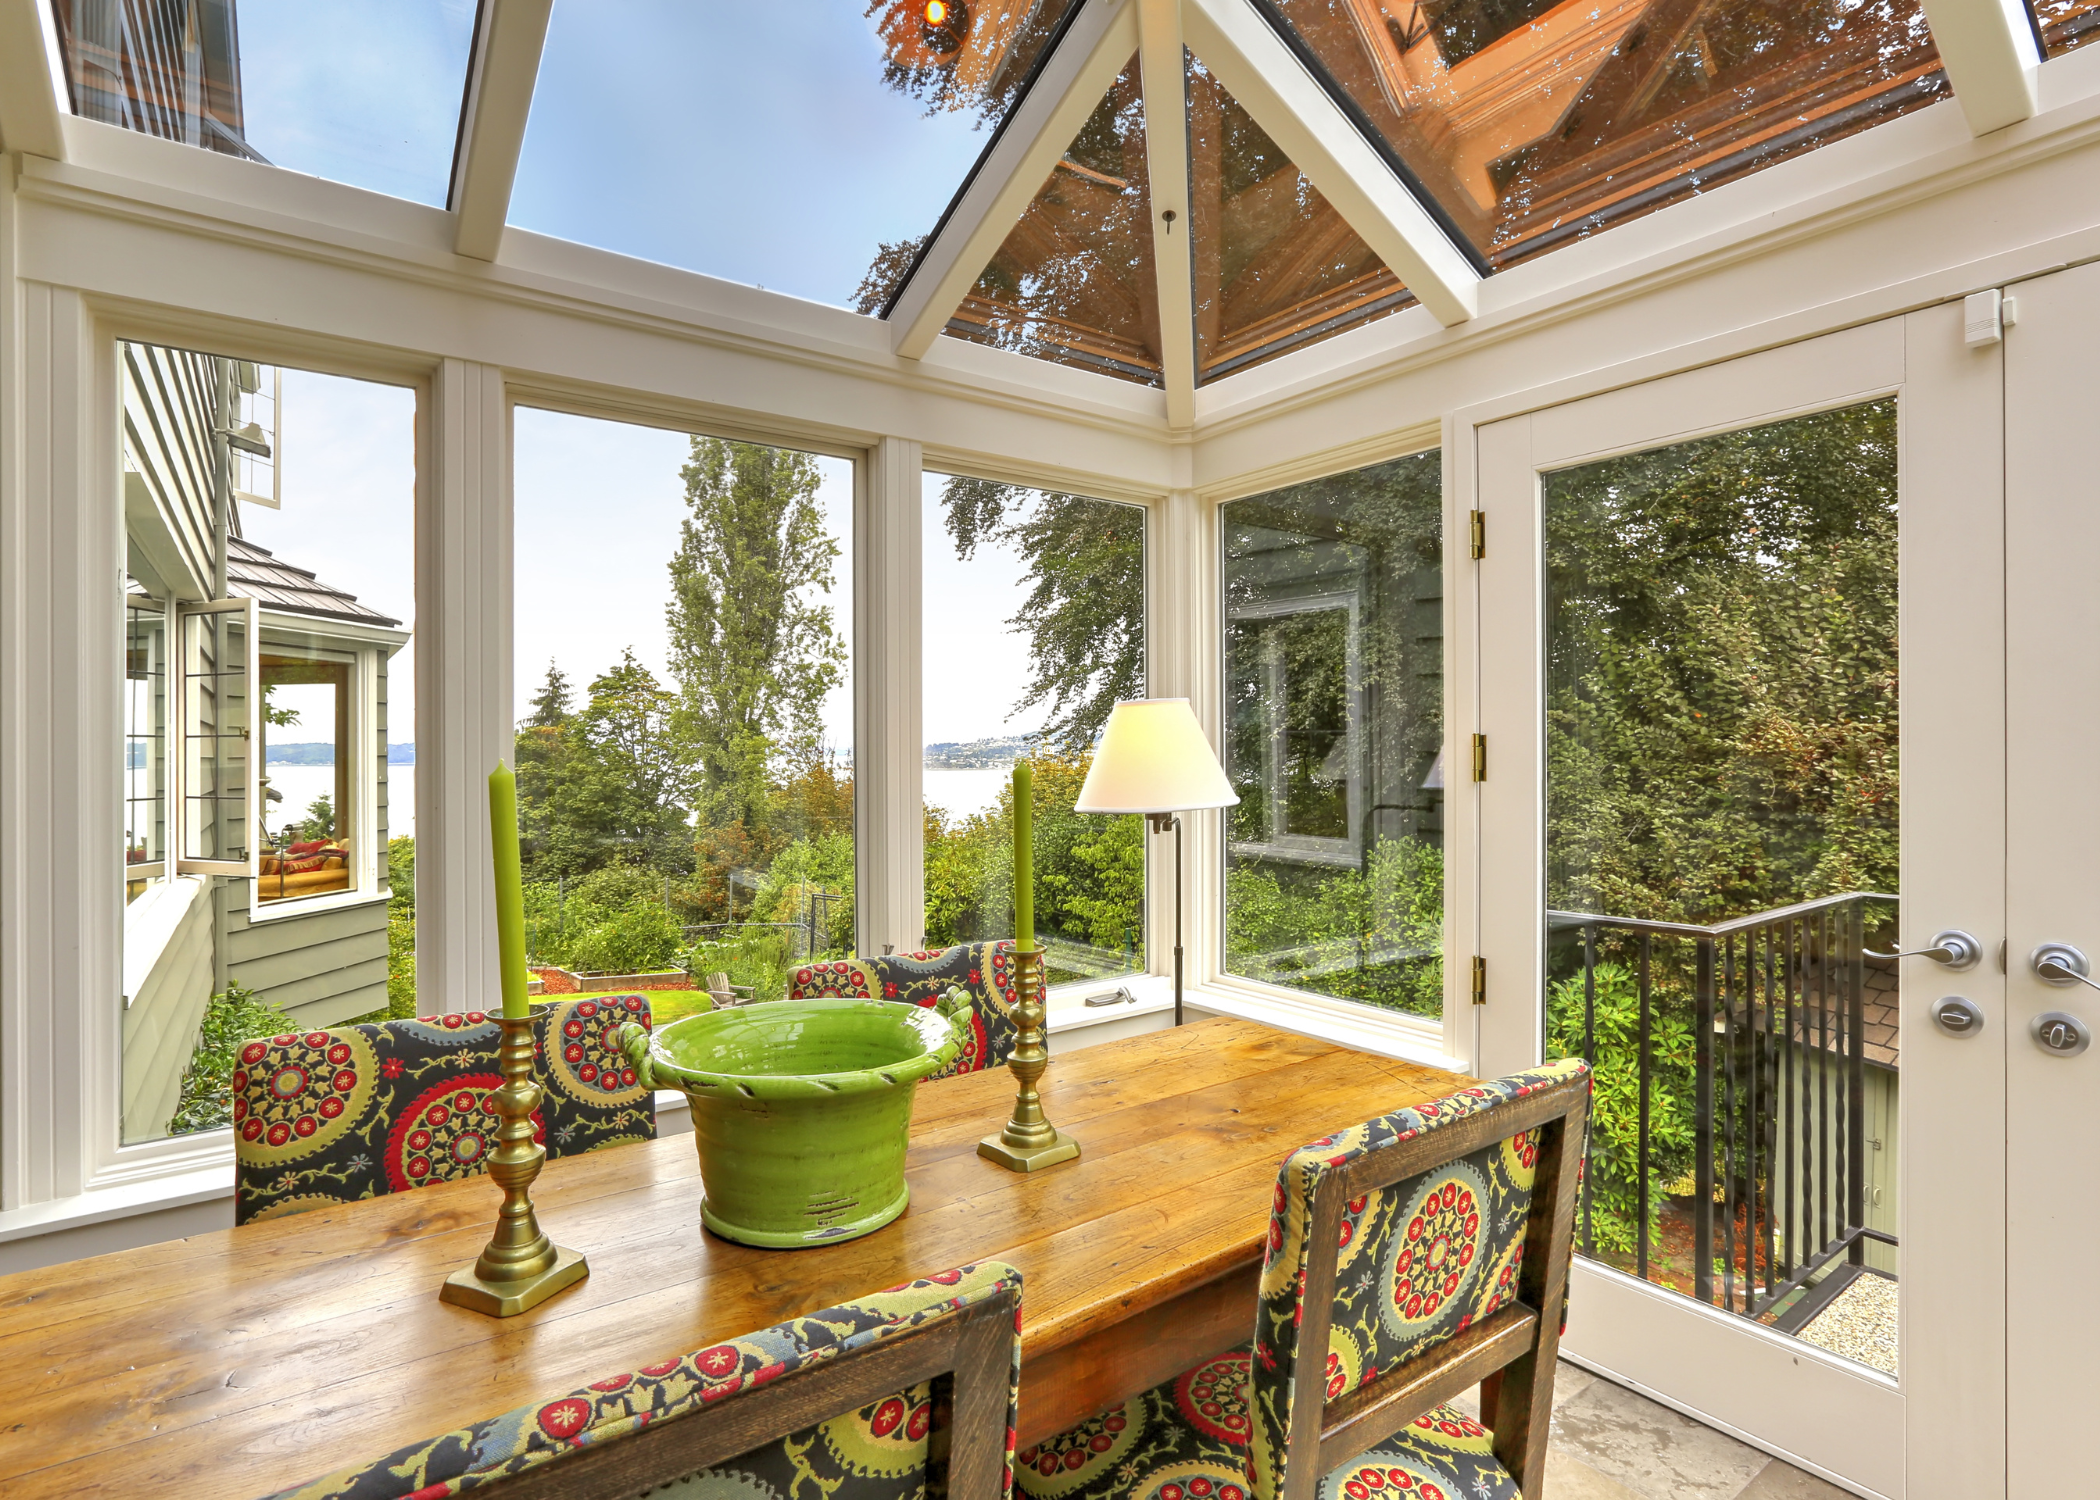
[50,0,478,206]
[1188,56,1411,385]
[2032,0,2100,55]
[509,0,1078,310]
[941,56,1165,387]
[1250,0,1946,269]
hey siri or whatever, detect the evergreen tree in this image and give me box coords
[565,650,695,873]
[515,661,588,878]
[666,438,844,830]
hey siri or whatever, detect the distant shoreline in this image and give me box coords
[267,743,417,766]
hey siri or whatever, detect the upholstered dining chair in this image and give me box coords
[232,995,657,1225]
[790,940,1020,1078]
[1014,1058,1590,1500]
[262,1260,1024,1500]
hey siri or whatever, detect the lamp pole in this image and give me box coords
[1149,811,1183,1026]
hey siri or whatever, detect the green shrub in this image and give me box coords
[166,983,297,1136]
[1544,961,1698,1257]
[565,900,685,975]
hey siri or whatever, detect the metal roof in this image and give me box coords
[227,536,401,629]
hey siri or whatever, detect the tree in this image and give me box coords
[562,650,695,873]
[1544,400,1898,925]
[667,438,844,830]
[515,661,593,879]
[938,477,1144,748]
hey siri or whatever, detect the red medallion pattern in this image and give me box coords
[260,1262,1023,1500]
[787,941,1020,1078]
[233,997,658,1225]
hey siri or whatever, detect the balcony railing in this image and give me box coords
[1547,891,1898,1325]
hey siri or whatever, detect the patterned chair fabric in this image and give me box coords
[261,1260,1025,1500]
[790,940,1020,1078]
[233,996,657,1225]
[1015,1059,1591,1500]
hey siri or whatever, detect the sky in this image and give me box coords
[513,410,863,752]
[234,392,1052,763]
[228,1,998,311]
[236,368,419,744]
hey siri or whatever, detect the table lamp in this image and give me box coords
[1075,699,1238,1026]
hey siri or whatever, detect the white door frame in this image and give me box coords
[1462,308,2009,1500]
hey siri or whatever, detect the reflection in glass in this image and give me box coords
[943,58,1164,385]
[921,475,1147,985]
[1222,452,1443,1017]
[1253,0,1944,268]
[2032,0,2100,55]
[1189,56,1411,384]
[1542,400,1899,1371]
[258,654,355,904]
[50,0,478,205]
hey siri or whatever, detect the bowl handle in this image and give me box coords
[614,1021,657,1091]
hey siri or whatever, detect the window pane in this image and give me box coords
[122,346,416,1144]
[1189,54,1410,384]
[923,474,1146,985]
[2032,0,2100,55]
[513,0,1077,312]
[1542,400,1899,1363]
[941,56,1164,385]
[1254,0,1945,269]
[52,0,477,206]
[1221,451,1444,1018]
[514,413,854,1027]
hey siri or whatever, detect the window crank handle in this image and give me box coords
[1863,928,1981,970]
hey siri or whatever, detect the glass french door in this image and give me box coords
[1473,308,2006,1498]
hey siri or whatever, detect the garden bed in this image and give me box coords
[531,966,692,995]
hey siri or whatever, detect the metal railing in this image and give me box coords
[1547,891,1899,1322]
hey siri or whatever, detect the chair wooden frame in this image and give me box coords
[472,1281,1021,1500]
[1281,1070,1590,1500]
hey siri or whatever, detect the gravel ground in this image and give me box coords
[1797,1272,1898,1375]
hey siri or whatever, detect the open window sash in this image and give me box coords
[175,595,258,879]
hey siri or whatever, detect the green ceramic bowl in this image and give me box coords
[617,996,967,1249]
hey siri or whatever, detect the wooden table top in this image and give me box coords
[0,1018,1467,1499]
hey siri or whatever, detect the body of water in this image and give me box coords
[923,764,1012,819]
[263,763,415,841]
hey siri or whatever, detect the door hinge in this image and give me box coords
[1471,733,1486,782]
[1471,956,1487,1005]
[1469,509,1485,560]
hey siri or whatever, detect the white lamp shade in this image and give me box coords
[1074,698,1241,814]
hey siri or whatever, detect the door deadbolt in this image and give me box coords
[1930,996,1984,1037]
[2032,1011,2092,1057]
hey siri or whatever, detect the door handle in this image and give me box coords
[1864,928,1981,970]
[2031,941,2100,992]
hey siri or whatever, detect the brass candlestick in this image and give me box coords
[978,947,1080,1172]
[440,1014,588,1316]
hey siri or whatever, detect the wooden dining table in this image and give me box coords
[0,1017,1471,1499]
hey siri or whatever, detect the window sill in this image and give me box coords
[1185,976,1470,1073]
[247,884,391,923]
[0,1162,232,1249]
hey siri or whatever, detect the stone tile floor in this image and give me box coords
[1452,1362,1854,1499]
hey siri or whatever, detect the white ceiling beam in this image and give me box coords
[1183,0,1478,326]
[1138,0,1195,426]
[892,0,1141,360]
[450,0,555,262]
[0,0,69,161]
[1921,0,2041,135]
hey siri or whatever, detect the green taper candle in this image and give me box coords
[1013,760,1034,952]
[489,761,530,1020]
